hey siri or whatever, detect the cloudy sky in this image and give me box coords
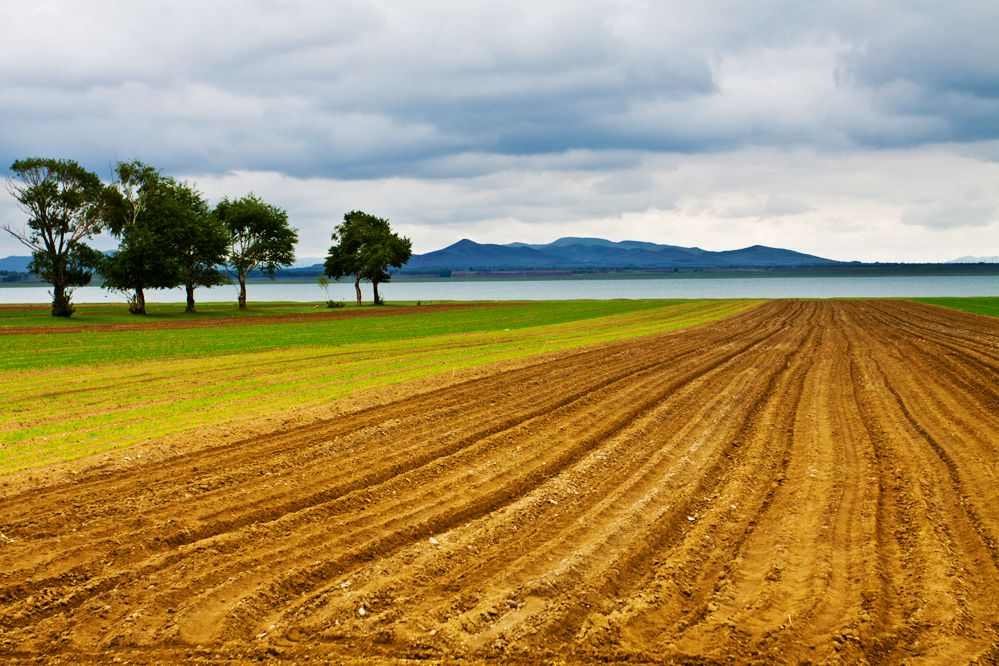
[2,0,998,261]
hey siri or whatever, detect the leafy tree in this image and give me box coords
[365,229,412,305]
[2,158,105,316]
[325,213,366,305]
[170,182,229,312]
[102,162,230,313]
[325,210,412,305]
[100,162,184,314]
[214,194,297,309]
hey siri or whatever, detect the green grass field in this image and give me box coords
[0,301,328,327]
[909,296,999,317]
[4,300,727,371]
[1,299,758,474]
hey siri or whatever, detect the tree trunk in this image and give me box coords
[238,275,248,310]
[51,282,73,317]
[133,287,146,315]
[372,280,382,305]
[354,277,362,306]
[185,283,196,313]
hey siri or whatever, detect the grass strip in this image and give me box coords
[0,300,693,371]
[909,296,999,318]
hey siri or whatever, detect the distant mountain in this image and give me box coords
[0,256,32,272]
[402,237,839,272]
[947,255,999,264]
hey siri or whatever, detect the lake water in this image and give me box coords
[1,275,996,304]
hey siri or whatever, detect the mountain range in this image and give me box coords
[4,237,839,275]
[401,237,842,272]
[4,241,996,276]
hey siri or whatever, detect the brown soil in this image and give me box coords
[0,304,51,312]
[0,300,996,664]
[0,302,517,336]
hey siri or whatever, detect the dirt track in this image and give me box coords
[1,300,996,664]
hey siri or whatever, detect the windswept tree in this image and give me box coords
[101,162,182,314]
[2,158,105,316]
[214,194,297,309]
[325,211,412,305]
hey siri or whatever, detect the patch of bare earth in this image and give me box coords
[0,301,996,664]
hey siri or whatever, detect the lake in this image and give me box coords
[1,275,997,304]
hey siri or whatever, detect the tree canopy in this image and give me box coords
[214,194,297,309]
[100,162,231,314]
[326,210,412,305]
[100,162,182,314]
[2,158,105,316]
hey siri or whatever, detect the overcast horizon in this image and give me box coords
[2,1,998,262]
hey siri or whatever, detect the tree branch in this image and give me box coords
[1,223,43,253]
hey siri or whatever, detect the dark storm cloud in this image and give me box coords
[845,1,999,101]
[10,0,998,177]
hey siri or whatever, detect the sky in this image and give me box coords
[1,0,997,262]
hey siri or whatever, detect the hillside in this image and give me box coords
[0,256,32,272]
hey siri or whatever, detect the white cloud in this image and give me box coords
[902,193,999,229]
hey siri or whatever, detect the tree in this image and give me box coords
[214,194,297,309]
[324,213,366,305]
[100,162,184,314]
[365,229,413,305]
[325,211,412,305]
[171,181,229,312]
[2,158,105,316]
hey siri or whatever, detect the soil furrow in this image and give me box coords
[273,305,813,649]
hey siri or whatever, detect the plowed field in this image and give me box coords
[1,300,996,664]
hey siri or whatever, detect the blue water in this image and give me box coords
[1,275,996,305]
